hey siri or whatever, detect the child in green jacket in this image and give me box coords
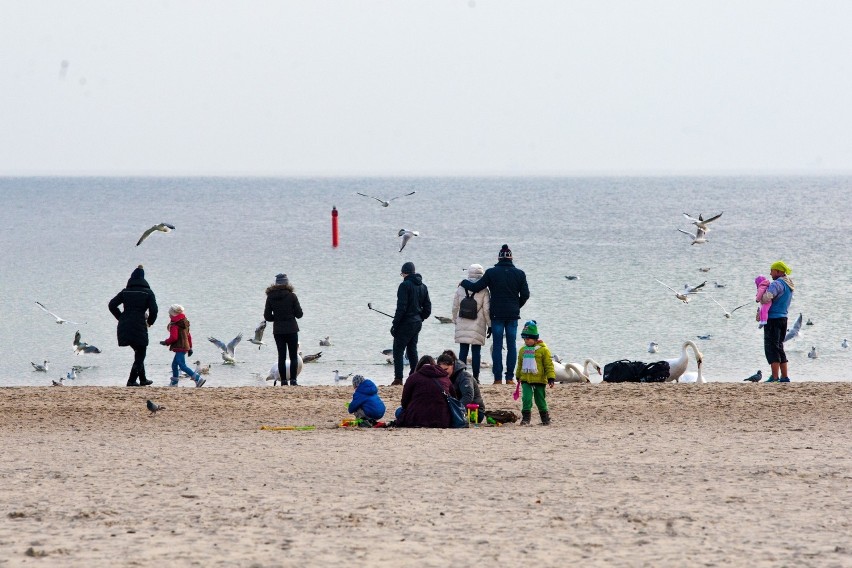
[515,320,556,425]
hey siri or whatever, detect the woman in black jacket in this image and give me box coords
[264,273,303,386]
[108,265,158,386]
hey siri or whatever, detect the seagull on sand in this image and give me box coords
[73,330,101,354]
[783,314,803,342]
[208,333,243,364]
[743,370,762,383]
[647,342,659,354]
[247,321,267,349]
[356,191,415,207]
[31,360,49,372]
[136,223,175,246]
[677,226,708,245]
[434,316,453,324]
[683,212,723,232]
[654,279,705,303]
[709,296,750,318]
[807,346,818,359]
[35,301,84,325]
[146,399,165,415]
[398,229,419,252]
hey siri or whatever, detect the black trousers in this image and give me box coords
[763,317,788,364]
[393,322,421,380]
[128,344,147,385]
[274,333,300,384]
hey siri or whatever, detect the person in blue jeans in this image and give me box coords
[460,244,530,385]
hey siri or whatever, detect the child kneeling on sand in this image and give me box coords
[515,320,555,426]
[348,375,386,426]
[160,304,205,387]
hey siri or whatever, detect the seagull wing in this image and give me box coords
[399,232,412,252]
[784,314,803,341]
[677,228,696,239]
[701,212,723,224]
[253,321,267,342]
[35,301,63,321]
[730,302,750,313]
[388,191,416,201]
[682,213,701,223]
[208,336,228,352]
[356,192,386,204]
[654,279,680,294]
[73,330,81,347]
[161,223,176,230]
[708,296,727,311]
[691,281,707,293]
[82,345,101,354]
[136,225,158,246]
[226,333,243,355]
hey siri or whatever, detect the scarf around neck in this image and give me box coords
[521,344,539,373]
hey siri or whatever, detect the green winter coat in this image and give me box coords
[515,340,556,384]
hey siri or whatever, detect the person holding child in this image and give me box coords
[160,304,205,387]
[436,350,485,423]
[348,375,386,426]
[759,260,795,383]
[515,320,556,426]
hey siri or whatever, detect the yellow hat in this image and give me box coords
[770,260,791,274]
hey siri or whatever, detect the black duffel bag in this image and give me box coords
[603,359,671,383]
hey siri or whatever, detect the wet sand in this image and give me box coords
[1,383,851,567]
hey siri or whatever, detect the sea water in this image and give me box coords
[0,176,849,386]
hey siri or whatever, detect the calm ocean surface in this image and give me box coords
[0,176,849,386]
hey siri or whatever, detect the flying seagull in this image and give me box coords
[73,330,101,354]
[31,360,49,372]
[743,370,762,383]
[208,333,243,364]
[683,212,723,232]
[247,321,267,349]
[783,314,803,342]
[146,399,165,415]
[398,229,419,252]
[136,222,175,246]
[654,279,705,303]
[677,226,708,245]
[356,191,415,207]
[35,301,84,325]
[709,296,750,318]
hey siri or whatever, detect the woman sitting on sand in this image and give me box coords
[436,350,485,423]
[393,356,452,428]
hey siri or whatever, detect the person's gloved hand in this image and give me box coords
[548,378,555,388]
[188,349,193,357]
[159,340,167,346]
[486,327,492,339]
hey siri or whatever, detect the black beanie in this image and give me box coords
[401,262,416,275]
[498,244,512,259]
[130,265,145,280]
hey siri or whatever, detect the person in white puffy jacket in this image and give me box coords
[452,264,491,380]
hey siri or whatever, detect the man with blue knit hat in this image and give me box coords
[761,260,795,382]
[460,244,530,385]
[391,261,431,385]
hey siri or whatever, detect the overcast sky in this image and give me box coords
[2,1,851,176]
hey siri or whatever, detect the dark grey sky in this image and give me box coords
[2,0,851,175]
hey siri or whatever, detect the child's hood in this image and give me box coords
[169,313,188,325]
[355,379,378,396]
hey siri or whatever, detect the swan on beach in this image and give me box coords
[662,340,703,382]
[553,359,601,383]
[679,360,706,383]
[266,356,304,385]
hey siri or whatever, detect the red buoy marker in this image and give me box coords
[331,206,339,248]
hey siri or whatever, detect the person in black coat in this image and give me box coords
[108,265,158,386]
[264,273,303,386]
[391,262,431,385]
[460,244,530,385]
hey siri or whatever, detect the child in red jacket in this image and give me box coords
[161,304,205,387]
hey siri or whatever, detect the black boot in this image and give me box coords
[289,378,299,386]
[139,378,153,386]
[520,410,531,426]
[539,411,551,426]
[126,379,140,387]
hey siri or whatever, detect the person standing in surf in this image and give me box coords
[264,273,303,386]
[108,265,158,387]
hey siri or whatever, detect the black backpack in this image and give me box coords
[458,290,478,320]
[640,361,670,382]
[603,359,647,383]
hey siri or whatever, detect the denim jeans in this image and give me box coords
[490,319,518,381]
[458,343,481,378]
[171,351,199,380]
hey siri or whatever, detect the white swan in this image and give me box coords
[662,340,703,382]
[554,359,601,383]
[678,360,706,383]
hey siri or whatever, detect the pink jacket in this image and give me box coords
[755,276,771,324]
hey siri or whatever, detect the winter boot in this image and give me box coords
[391,378,404,386]
[126,379,140,387]
[289,378,299,386]
[520,410,531,426]
[492,379,503,385]
[139,378,153,386]
[539,411,551,426]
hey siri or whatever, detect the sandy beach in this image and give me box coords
[1,382,851,567]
